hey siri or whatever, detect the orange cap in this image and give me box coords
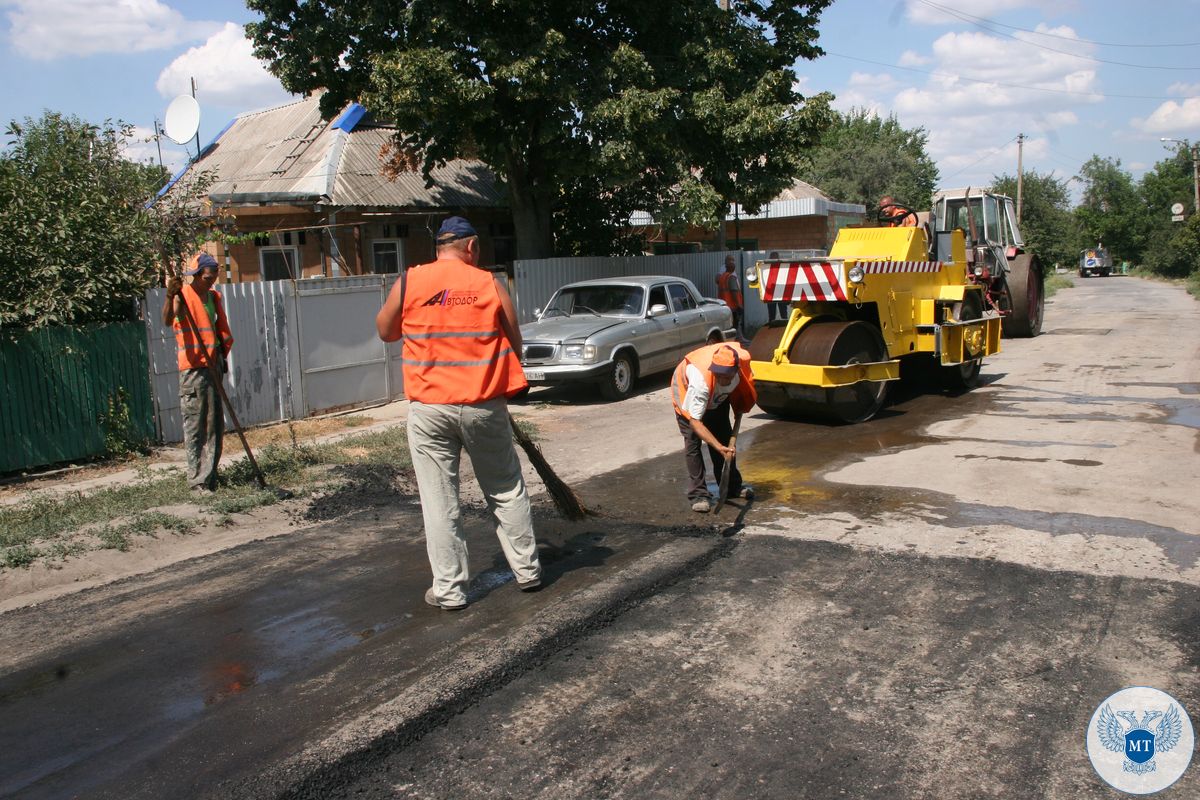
[709,346,739,375]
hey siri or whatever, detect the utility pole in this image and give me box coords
[1016,132,1025,223]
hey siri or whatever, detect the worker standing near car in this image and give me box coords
[716,255,744,335]
[161,252,234,493]
[672,342,756,513]
[375,216,542,610]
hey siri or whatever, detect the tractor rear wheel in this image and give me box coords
[1002,253,1044,338]
[754,320,888,424]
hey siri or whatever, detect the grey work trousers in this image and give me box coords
[407,398,541,606]
[180,367,224,490]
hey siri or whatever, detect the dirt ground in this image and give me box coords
[0,384,709,614]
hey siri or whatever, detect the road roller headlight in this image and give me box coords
[973,265,985,278]
[745,265,758,285]
[848,264,865,284]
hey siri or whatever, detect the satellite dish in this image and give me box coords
[163,94,200,145]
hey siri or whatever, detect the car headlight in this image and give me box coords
[848,264,865,284]
[562,344,597,361]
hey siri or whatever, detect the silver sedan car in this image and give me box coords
[519,276,737,400]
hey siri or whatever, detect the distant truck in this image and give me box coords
[1079,247,1112,278]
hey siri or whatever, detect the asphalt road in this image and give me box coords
[1,276,1197,799]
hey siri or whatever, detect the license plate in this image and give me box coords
[525,370,546,381]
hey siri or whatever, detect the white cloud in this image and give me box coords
[905,0,1067,26]
[4,0,220,60]
[1168,82,1200,96]
[1130,98,1200,136]
[898,50,931,67]
[119,123,186,173]
[155,22,293,112]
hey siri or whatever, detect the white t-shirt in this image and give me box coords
[682,363,740,420]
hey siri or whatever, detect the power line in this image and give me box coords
[939,135,1019,182]
[914,0,1200,70]
[824,51,1198,101]
[915,0,1200,49]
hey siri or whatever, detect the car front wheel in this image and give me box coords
[599,353,637,401]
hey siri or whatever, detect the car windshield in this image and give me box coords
[542,285,645,318]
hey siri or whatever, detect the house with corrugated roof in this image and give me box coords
[162,94,513,282]
[630,179,866,255]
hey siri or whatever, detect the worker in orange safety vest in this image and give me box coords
[375,216,541,610]
[715,254,744,334]
[162,252,234,492]
[671,342,757,512]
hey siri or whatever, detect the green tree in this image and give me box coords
[1137,147,1197,278]
[991,170,1078,269]
[247,0,834,258]
[802,108,939,213]
[0,113,171,328]
[1074,156,1141,265]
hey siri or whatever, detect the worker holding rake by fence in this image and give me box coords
[162,252,234,493]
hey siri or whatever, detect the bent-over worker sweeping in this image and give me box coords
[672,343,756,513]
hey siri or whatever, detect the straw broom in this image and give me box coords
[509,414,588,520]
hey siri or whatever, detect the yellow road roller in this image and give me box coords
[746,223,1002,423]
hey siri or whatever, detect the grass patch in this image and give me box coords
[1186,272,1200,300]
[1044,274,1073,298]
[1,424,413,571]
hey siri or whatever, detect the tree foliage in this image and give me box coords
[1073,155,1141,264]
[991,170,1078,269]
[0,113,170,328]
[247,0,834,258]
[802,108,938,213]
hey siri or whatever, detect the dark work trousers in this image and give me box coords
[675,401,743,502]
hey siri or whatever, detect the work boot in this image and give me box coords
[738,486,754,500]
[517,576,542,592]
[424,587,467,611]
[691,498,712,513]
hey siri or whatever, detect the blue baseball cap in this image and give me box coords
[436,216,478,244]
[184,252,219,275]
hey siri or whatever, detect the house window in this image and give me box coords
[371,239,405,274]
[260,247,298,281]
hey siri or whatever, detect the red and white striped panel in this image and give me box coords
[859,261,944,274]
[761,261,847,302]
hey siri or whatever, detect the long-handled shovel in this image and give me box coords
[713,414,743,514]
[172,284,272,492]
[508,413,588,520]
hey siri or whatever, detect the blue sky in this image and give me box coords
[1,0,1198,202]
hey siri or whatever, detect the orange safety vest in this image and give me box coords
[671,342,757,420]
[173,285,233,371]
[401,257,528,404]
[716,271,742,309]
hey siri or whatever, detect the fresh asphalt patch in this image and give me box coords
[321,535,1200,800]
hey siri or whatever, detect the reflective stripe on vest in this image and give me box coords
[400,258,528,404]
[174,286,233,371]
[671,342,756,419]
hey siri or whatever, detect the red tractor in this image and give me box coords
[928,189,1044,338]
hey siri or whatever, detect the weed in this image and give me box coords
[99,387,151,459]
[3,543,39,569]
[1044,274,1073,298]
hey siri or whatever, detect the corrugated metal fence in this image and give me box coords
[0,322,155,472]
[146,275,404,443]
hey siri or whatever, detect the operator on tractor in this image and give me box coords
[879,195,918,227]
